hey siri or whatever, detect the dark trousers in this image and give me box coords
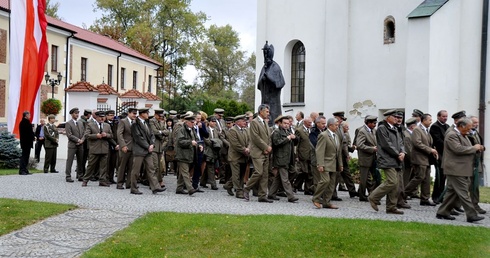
[107,150,118,182]
[192,151,204,189]
[44,148,57,172]
[19,147,31,174]
[34,140,44,161]
[432,160,446,202]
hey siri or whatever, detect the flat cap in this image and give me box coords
[225,117,234,122]
[47,114,56,119]
[208,116,217,122]
[105,110,115,115]
[332,111,345,117]
[84,109,92,114]
[184,114,196,121]
[412,109,424,117]
[214,108,225,114]
[451,110,466,119]
[365,115,378,122]
[169,110,177,115]
[234,114,246,121]
[127,107,137,113]
[154,109,164,115]
[95,111,106,117]
[394,111,404,118]
[383,109,398,116]
[69,108,79,114]
[405,117,417,126]
[138,108,149,114]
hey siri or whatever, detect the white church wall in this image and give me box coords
[66,92,99,120]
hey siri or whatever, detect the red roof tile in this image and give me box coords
[120,89,145,98]
[96,83,119,96]
[65,81,98,92]
[143,91,162,101]
[0,0,161,67]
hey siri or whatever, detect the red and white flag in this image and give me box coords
[8,0,49,137]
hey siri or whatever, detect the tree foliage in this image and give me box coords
[0,131,22,169]
[46,0,61,19]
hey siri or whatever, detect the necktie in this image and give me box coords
[99,123,103,133]
[333,133,338,146]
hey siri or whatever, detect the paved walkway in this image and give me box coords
[0,159,488,257]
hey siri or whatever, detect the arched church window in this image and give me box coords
[291,41,305,103]
[384,16,395,44]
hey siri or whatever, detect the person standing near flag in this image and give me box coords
[19,111,34,175]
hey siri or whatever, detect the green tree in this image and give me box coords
[240,53,256,106]
[193,24,247,98]
[46,0,61,19]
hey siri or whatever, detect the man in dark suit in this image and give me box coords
[202,116,222,190]
[19,111,34,175]
[82,111,114,187]
[404,113,438,206]
[116,107,137,189]
[34,119,45,162]
[43,114,59,173]
[398,118,417,209]
[269,116,299,202]
[129,108,166,195]
[312,117,343,209]
[429,110,449,203]
[368,110,405,215]
[355,115,378,201]
[105,110,119,184]
[243,104,272,202]
[64,108,85,182]
[436,118,485,222]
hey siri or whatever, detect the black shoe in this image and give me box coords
[195,188,204,193]
[436,214,456,220]
[66,178,74,183]
[258,198,273,203]
[277,192,287,197]
[454,207,464,213]
[288,197,299,203]
[420,201,436,206]
[78,178,83,182]
[188,189,197,196]
[331,197,343,201]
[50,170,59,173]
[397,203,411,209]
[152,187,166,194]
[386,209,404,215]
[176,190,188,195]
[268,196,280,201]
[131,190,143,195]
[359,198,368,202]
[211,186,218,190]
[477,209,487,214]
[200,185,209,188]
[450,210,461,216]
[349,192,359,198]
[304,191,313,196]
[44,171,48,174]
[467,216,485,223]
[116,185,125,190]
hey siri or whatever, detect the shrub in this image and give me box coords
[0,131,22,168]
[348,157,360,184]
[41,98,62,115]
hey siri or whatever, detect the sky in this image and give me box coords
[57,0,257,54]
[57,0,257,83]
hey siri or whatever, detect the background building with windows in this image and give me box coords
[0,0,162,124]
[256,0,490,185]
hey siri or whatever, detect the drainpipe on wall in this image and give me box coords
[479,0,489,138]
[64,33,74,121]
[116,52,121,114]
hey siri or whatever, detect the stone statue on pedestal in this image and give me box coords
[258,41,285,126]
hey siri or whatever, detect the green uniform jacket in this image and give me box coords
[175,123,197,164]
[43,123,59,149]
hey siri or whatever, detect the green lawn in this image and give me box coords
[0,198,76,236]
[83,212,490,258]
[481,187,490,203]
[0,169,42,176]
